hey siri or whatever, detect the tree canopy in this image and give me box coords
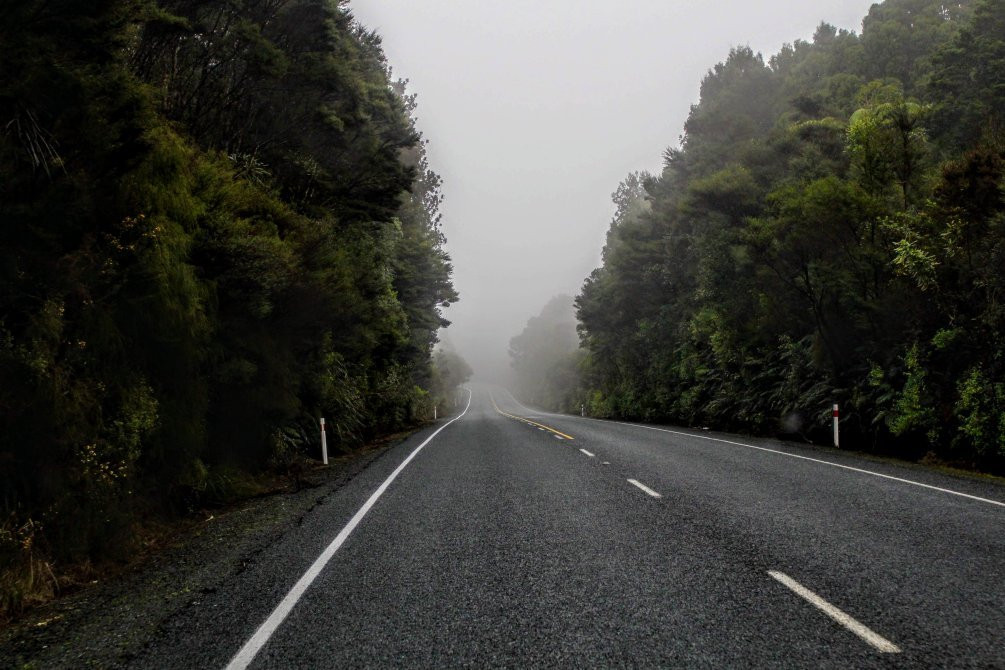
[0,0,460,606]
[563,0,1004,471]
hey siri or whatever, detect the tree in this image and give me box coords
[0,0,460,612]
[572,0,1002,466]
[928,0,1005,149]
[510,296,582,411]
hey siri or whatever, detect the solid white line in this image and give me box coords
[610,421,1005,508]
[627,478,662,498]
[225,389,473,670]
[768,571,901,653]
[579,449,595,458]
[501,388,1005,509]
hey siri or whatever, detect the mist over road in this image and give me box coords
[134,384,1002,668]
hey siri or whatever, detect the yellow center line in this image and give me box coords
[490,392,575,440]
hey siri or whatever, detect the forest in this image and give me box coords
[0,0,468,613]
[511,0,1005,473]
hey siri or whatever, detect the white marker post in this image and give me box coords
[833,404,840,448]
[320,417,328,465]
[434,405,437,421]
[581,404,585,417]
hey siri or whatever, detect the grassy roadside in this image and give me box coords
[0,425,427,668]
[0,427,423,630]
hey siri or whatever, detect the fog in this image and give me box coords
[350,0,877,380]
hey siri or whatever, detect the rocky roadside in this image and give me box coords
[0,435,410,670]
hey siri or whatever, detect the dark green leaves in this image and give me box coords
[570,0,1004,469]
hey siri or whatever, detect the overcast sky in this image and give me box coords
[349,0,878,379]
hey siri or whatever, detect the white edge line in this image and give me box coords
[610,421,1005,508]
[627,478,662,498]
[768,571,901,653]
[225,388,473,670]
[579,449,595,458]
[501,389,1004,509]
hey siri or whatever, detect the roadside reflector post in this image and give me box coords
[320,417,328,465]
[581,404,585,417]
[833,404,840,448]
[434,405,437,421]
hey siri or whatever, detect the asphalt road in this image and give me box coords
[132,384,1003,668]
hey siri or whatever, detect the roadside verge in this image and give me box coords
[0,430,422,669]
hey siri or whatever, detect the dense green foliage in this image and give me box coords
[559,0,1004,470]
[0,0,459,603]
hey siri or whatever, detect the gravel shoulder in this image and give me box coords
[0,434,411,670]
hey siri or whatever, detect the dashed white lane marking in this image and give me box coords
[579,449,595,458]
[616,421,1005,508]
[602,461,610,465]
[627,478,662,498]
[554,435,565,440]
[225,390,473,670]
[768,571,901,653]
[501,388,1005,509]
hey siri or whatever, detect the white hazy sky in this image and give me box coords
[350,0,878,379]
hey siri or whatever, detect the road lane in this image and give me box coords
[493,386,1005,666]
[226,391,475,670]
[247,387,897,668]
[498,387,1005,505]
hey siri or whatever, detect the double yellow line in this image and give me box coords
[490,393,574,440]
